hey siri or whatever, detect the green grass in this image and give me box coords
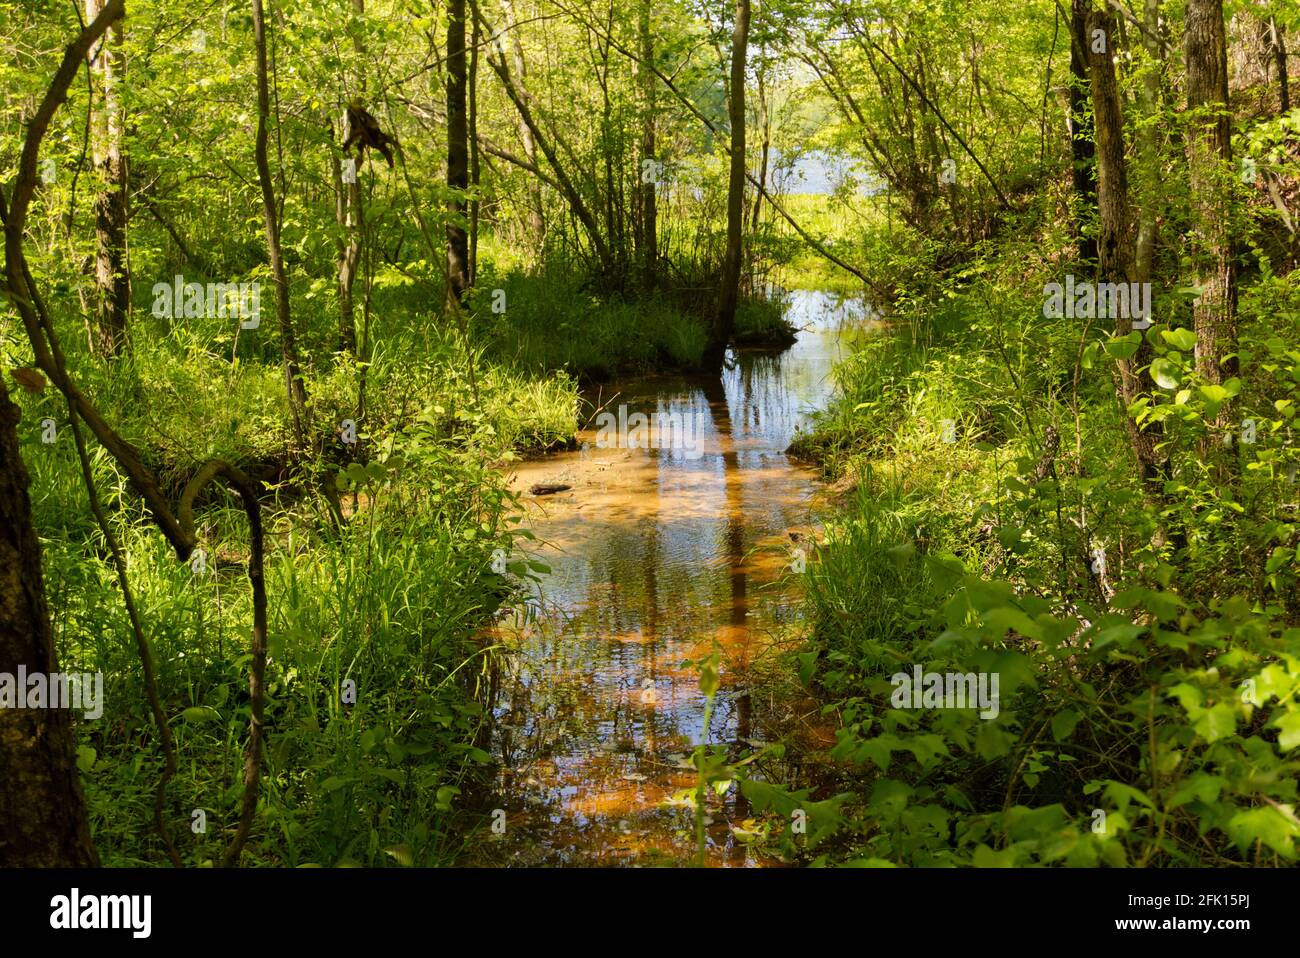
[470,270,710,381]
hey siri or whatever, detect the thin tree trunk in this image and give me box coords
[638,0,657,290]
[86,0,129,357]
[501,0,544,248]
[1089,9,1168,495]
[446,0,471,308]
[334,0,365,355]
[1270,18,1290,114]
[751,54,770,233]
[478,6,612,272]
[252,0,307,443]
[1185,0,1237,422]
[712,0,750,363]
[469,1,481,287]
[0,381,100,867]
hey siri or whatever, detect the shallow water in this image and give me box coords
[477,290,869,866]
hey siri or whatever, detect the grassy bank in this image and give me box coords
[765,218,1300,866]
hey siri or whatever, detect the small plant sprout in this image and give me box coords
[189,548,207,575]
[191,809,207,834]
[790,546,806,573]
[940,418,956,444]
[1091,809,1107,835]
[491,288,506,314]
[939,157,956,185]
[491,808,507,835]
[40,418,56,444]
[340,419,358,445]
[340,678,357,706]
[490,548,507,574]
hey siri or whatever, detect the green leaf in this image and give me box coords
[1227,807,1298,859]
[1274,712,1300,751]
[383,844,414,866]
[76,745,96,773]
[1051,709,1081,742]
[1150,357,1180,389]
[1162,328,1197,351]
[180,705,221,723]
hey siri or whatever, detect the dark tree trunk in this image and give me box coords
[0,381,99,867]
[711,0,750,364]
[446,0,471,309]
[1271,19,1290,114]
[1185,0,1237,423]
[1069,0,1098,265]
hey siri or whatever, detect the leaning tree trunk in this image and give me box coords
[0,380,100,867]
[711,0,750,364]
[1185,0,1238,427]
[1089,9,1168,496]
[86,0,130,357]
[446,0,471,309]
[252,0,308,445]
[501,0,544,248]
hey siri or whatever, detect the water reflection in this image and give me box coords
[480,290,868,866]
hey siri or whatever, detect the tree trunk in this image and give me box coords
[751,54,770,233]
[712,0,750,363]
[638,0,657,290]
[1270,18,1290,114]
[446,0,471,308]
[469,1,481,287]
[1088,9,1168,495]
[501,0,544,248]
[479,7,612,273]
[334,0,365,355]
[86,0,129,357]
[252,0,308,444]
[1133,0,1162,284]
[1069,0,1098,265]
[0,381,99,867]
[1185,0,1237,422]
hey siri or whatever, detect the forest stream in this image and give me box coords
[475,290,875,865]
